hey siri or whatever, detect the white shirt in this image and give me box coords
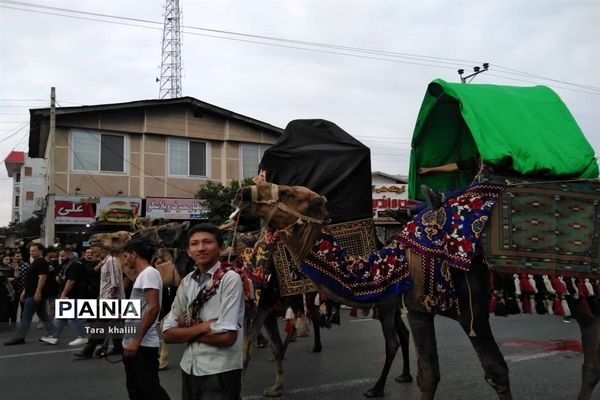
[162,261,245,376]
[99,255,125,300]
[123,266,163,348]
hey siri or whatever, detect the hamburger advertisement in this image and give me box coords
[96,197,141,223]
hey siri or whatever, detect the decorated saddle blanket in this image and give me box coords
[479,177,600,279]
[300,232,413,304]
[396,183,505,312]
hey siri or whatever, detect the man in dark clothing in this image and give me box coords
[81,248,100,299]
[4,243,54,345]
[40,249,88,346]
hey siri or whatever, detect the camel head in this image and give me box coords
[234,182,328,264]
[88,231,132,251]
[130,221,190,249]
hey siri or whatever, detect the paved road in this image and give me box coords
[0,312,586,399]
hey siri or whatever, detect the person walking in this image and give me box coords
[4,243,54,345]
[121,236,170,400]
[163,223,245,400]
[40,248,88,346]
[74,244,125,357]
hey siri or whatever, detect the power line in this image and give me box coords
[0,123,28,143]
[4,0,598,93]
[66,136,109,196]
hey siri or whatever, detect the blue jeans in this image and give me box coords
[52,299,86,338]
[14,297,54,340]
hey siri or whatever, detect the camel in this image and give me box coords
[234,181,600,400]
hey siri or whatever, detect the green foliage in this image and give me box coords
[195,178,254,225]
[0,216,42,240]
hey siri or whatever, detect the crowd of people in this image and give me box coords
[0,223,247,400]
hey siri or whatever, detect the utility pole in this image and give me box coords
[44,87,56,247]
[458,63,490,83]
[158,0,182,99]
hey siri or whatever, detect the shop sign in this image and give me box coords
[96,197,142,223]
[55,196,98,225]
[145,198,209,220]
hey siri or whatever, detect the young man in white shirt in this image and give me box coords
[163,223,245,400]
[122,237,170,400]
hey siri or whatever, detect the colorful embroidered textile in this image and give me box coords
[300,231,412,303]
[237,229,279,288]
[480,178,600,278]
[397,183,504,311]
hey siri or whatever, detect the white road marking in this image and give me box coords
[0,347,84,360]
[504,350,574,363]
[242,378,374,399]
[348,318,375,323]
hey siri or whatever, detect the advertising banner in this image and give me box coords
[55,195,98,225]
[145,198,208,220]
[96,197,142,223]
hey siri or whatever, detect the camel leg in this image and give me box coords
[394,305,413,383]
[364,304,400,398]
[262,310,285,397]
[458,316,512,399]
[454,269,512,400]
[243,307,269,370]
[576,315,600,400]
[310,316,323,352]
[407,310,440,400]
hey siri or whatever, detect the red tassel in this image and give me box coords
[522,296,532,313]
[520,275,535,295]
[349,307,358,317]
[489,294,497,314]
[576,280,590,298]
[552,299,564,316]
[284,320,295,334]
[578,298,593,318]
[550,275,567,296]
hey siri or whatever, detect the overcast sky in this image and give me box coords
[0,0,598,227]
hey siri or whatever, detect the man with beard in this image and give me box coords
[4,243,54,345]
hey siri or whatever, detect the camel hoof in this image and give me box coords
[263,387,283,397]
[395,373,413,383]
[363,387,384,398]
[309,345,322,353]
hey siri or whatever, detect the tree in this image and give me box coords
[195,179,254,225]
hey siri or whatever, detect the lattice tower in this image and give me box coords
[158,0,182,99]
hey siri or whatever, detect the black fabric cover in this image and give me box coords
[259,119,372,223]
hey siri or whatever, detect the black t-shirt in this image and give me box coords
[24,257,50,298]
[82,260,100,299]
[45,261,60,298]
[63,260,87,299]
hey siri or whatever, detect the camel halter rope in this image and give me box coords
[249,184,326,237]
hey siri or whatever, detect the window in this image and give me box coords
[14,195,19,207]
[15,172,20,183]
[24,167,32,176]
[71,129,127,173]
[25,191,34,201]
[168,138,209,177]
[241,144,270,179]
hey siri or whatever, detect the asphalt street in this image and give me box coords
[0,312,586,400]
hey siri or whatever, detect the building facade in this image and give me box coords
[28,97,282,245]
[3,151,46,223]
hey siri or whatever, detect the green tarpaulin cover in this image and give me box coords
[408,79,599,199]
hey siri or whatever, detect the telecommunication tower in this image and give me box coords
[158,0,182,99]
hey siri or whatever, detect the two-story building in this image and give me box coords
[28,97,282,245]
[3,151,46,223]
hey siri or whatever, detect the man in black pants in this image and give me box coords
[4,243,54,345]
[122,237,169,400]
